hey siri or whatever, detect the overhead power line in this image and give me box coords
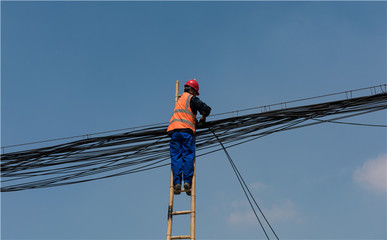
[1,92,386,192]
[312,118,387,127]
[2,84,386,150]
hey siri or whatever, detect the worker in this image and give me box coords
[167,79,211,196]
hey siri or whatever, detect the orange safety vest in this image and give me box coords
[167,92,197,134]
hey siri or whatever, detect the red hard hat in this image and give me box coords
[185,79,199,95]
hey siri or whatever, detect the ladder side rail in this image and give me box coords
[166,80,180,240]
[190,157,196,240]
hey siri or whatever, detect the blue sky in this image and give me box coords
[1,1,386,239]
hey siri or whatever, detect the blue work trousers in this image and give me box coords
[169,132,195,186]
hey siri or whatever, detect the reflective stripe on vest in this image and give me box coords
[169,119,195,129]
[167,92,196,133]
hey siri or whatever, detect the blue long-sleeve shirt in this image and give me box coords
[190,96,211,117]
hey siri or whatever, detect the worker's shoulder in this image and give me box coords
[191,95,202,102]
[191,96,203,105]
[193,95,210,105]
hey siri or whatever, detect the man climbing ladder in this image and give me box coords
[167,79,211,195]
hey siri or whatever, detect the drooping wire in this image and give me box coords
[311,118,387,127]
[1,93,387,192]
[209,127,279,240]
[2,84,386,150]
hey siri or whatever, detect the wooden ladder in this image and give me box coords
[166,80,196,240]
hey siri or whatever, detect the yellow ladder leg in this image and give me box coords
[166,169,174,240]
[190,159,196,240]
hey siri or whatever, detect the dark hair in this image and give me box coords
[184,85,192,92]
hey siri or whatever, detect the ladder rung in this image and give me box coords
[172,210,192,215]
[171,235,190,239]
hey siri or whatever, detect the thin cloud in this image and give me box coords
[353,154,387,193]
[228,208,257,226]
[264,200,298,223]
[227,199,300,226]
[249,181,267,192]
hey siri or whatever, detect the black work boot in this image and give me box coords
[184,182,191,196]
[174,183,181,195]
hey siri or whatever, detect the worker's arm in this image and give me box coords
[191,96,211,119]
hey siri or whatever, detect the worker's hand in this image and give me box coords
[197,116,207,128]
